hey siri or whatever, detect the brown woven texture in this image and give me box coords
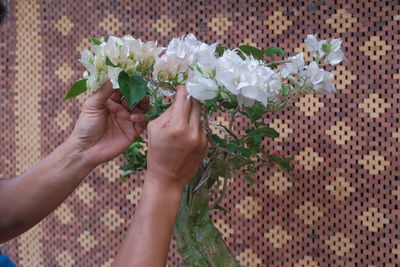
[1,0,399,266]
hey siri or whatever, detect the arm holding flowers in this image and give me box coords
[112,85,209,267]
[0,82,149,243]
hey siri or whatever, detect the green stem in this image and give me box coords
[173,173,240,267]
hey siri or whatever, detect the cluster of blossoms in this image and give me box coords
[152,34,281,107]
[78,33,344,108]
[80,35,163,91]
[280,34,345,94]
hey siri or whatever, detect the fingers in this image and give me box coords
[131,95,150,114]
[120,98,129,110]
[171,85,192,123]
[110,90,122,102]
[131,113,148,137]
[85,81,114,109]
[189,99,202,131]
[105,99,130,119]
[138,95,150,112]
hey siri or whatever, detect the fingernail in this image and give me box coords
[130,114,140,121]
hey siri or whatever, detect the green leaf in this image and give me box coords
[89,36,104,45]
[245,102,265,122]
[245,174,255,186]
[227,143,238,153]
[195,63,204,75]
[106,56,118,67]
[281,157,294,172]
[64,79,87,100]
[213,205,230,214]
[235,49,246,60]
[269,63,278,69]
[264,47,286,61]
[214,122,238,140]
[281,84,289,97]
[227,144,250,157]
[211,134,227,146]
[289,85,296,95]
[246,127,279,139]
[238,45,264,61]
[205,98,217,107]
[118,72,148,109]
[216,46,228,56]
[219,99,238,109]
[270,155,296,179]
[134,136,146,143]
[205,98,218,114]
[321,43,332,54]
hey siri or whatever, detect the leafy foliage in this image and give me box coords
[264,47,286,61]
[238,45,264,61]
[120,137,148,181]
[105,56,118,67]
[89,36,104,45]
[118,72,148,109]
[64,79,87,100]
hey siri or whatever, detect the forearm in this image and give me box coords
[0,138,95,243]
[113,173,183,267]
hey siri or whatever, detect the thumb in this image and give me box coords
[85,81,114,109]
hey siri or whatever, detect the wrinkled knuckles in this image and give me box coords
[169,127,187,140]
[187,131,201,145]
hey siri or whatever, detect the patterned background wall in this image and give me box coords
[0,0,399,266]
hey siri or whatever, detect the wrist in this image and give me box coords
[61,137,97,173]
[143,170,184,202]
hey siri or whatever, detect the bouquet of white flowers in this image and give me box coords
[67,33,343,107]
[66,33,345,266]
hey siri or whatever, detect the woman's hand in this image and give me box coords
[68,81,149,167]
[146,85,209,191]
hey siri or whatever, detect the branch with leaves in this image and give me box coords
[65,33,345,205]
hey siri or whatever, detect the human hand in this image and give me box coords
[68,81,149,167]
[146,85,209,191]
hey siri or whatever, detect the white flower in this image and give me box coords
[107,66,122,89]
[153,54,186,82]
[124,58,139,76]
[237,94,255,107]
[86,71,108,92]
[304,62,324,84]
[80,49,95,72]
[83,71,89,79]
[154,34,206,83]
[216,51,280,107]
[186,72,218,100]
[92,42,106,56]
[104,36,128,67]
[193,42,218,75]
[313,71,335,93]
[325,49,344,65]
[238,58,262,103]
[215,49,246,95]
[165,34,197,66]
[304,62,335,94]
[80,49,108,92]
[329,38,342,52]
[243,59,281,106]
[324,38,344,65]
[125,37,164,69]
[280,53,305,78]
[305,34,327,58]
